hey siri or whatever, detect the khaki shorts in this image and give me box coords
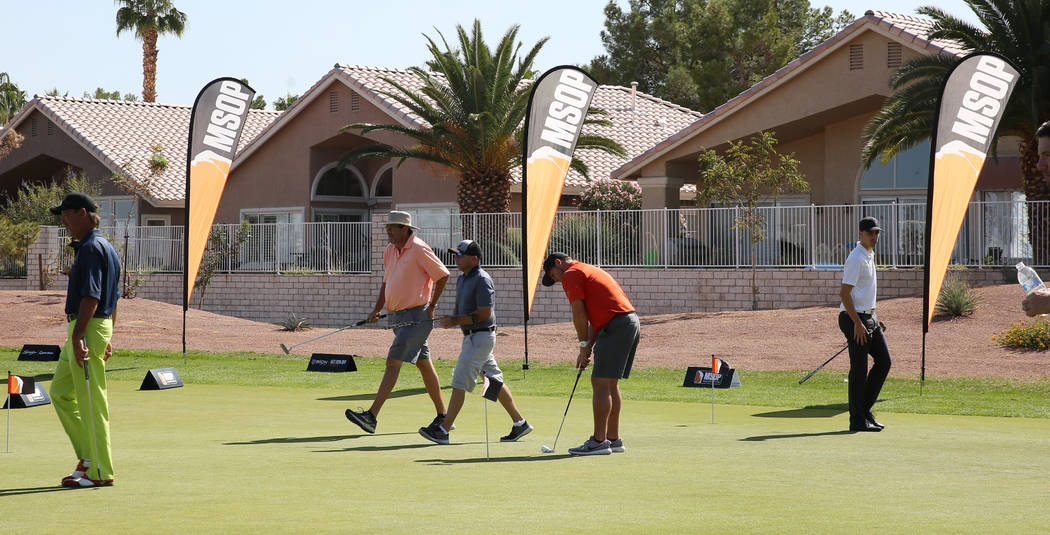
[450,330,504,392]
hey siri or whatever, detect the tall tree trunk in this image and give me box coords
[142,26,159,102]
[1019,135,1049,264]
[457,170,512,214]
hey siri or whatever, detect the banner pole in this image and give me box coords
[921,332,926,397]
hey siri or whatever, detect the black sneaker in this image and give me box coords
[345,409,377,434]
[500,420,533,442]
[430,414,455,431]
[419,423,449,445]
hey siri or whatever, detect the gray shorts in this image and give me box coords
[387,305,432,363]
[592,312,640,379]
[451,330,504,392]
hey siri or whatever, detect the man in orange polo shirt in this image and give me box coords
[345,211,450,434]
[542,252,640,456]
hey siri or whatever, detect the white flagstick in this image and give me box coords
[484,392,490,461]
[711,372,715,424]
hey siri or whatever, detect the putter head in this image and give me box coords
[280,343,290,355]
[540,445,553,453]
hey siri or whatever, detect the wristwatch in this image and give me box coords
[578,341,590,348]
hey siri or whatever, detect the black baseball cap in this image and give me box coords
[859,216,881,232]
[541,252,569,286]
[49,192,98,215]
[448,239,482,258]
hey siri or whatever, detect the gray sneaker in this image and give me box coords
[609,438,625,453]
[568,437,612,456]
[345,409,376,434]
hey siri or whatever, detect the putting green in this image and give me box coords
[2,380,1048,533]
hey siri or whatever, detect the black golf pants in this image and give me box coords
[838,311,892,427]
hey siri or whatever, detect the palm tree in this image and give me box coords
[115,0,187,103]
[861,0,1050,262]
[0,72,27,125]
[339,20,625,214]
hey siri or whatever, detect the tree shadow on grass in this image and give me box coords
[0,486,74,497]
[224,432,413,445]
[740,430,856,442]
[752,404,848,419]
[417,454,572,464]
[317,386,451,402]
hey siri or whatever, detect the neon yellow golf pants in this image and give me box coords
[51,317,114,481]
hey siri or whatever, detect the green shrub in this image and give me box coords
[935,273,981,317]
[994,319,1050,350]
[279,313,310,332]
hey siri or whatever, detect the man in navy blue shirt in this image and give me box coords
[49,192,121,487]
[418,240,532,445]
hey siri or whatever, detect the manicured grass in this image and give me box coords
[3,348,1049,533]
[4,347,1049,419]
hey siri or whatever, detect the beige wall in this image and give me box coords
[624,26,1026,206]
[220,80,457,224]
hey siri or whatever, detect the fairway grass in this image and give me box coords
[2,349,1049,533]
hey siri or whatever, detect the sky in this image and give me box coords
[4,0,981,108]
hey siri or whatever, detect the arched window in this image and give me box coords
[372,165,393,198]
[312,162,367,200]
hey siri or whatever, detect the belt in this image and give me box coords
[463,326,497,335]
[857,309,876,315]
[66,313,110,322]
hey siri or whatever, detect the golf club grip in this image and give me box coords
[355,313,387,326]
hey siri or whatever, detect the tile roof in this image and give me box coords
[1,96,280,205]
[237,64,702,191]
[612,11,970,180]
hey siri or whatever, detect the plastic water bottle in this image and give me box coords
[1016,262,1047,295]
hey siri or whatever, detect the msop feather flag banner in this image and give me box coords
[521,66,597,315]
[184,78,255,310]
[922,53,1017,382]
[520,66,597,371]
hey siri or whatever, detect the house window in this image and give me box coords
[240,209,305,269]
[96,196,137,229]
[861,140,929,191]
[314,163,365,198]
[850,44,864,71]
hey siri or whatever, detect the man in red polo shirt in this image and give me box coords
[542,252,640,456]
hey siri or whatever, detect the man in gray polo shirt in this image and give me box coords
[418,240,532,445]
[838,216,892,433]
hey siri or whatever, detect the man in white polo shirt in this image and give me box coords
[838,216,892,433]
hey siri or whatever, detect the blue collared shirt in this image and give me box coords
[65,229,121,316]
[454,265,495,333]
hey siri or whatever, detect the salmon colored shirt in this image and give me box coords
[382,234,450,312]
[560,261,635,331]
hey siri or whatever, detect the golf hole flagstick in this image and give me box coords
[541,365,585,454]
[279,314,386,354]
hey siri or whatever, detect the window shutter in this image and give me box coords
[351,92,360,112]
[887,42,902,68]
[329,90,339,113]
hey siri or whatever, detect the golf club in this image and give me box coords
[797,339,848,381]
[83,359,102,481]
[279,314,386,354]
[541,365,585,454]
[383,317,440,330]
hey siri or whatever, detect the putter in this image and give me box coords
[541,366,585,454]
[383,317,440,330]
[798,326,874,385]
[83,359,102,481]
[280,314,386,354]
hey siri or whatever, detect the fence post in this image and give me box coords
[891,202,898,269]
[734,206,740,269]
[275,223,282,274]
[596,210,603,267]
[809,204,816,268]
[976,201,983,269]
[662,207,668,269]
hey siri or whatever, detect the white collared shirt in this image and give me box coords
[840,242,877,312]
